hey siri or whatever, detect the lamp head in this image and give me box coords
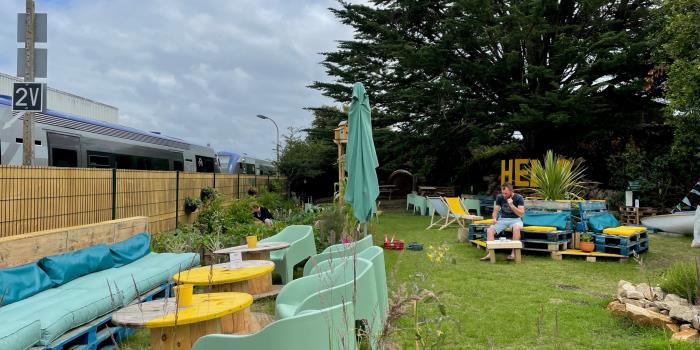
[256,114,268,120]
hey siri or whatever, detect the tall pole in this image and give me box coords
[22,0,35,166]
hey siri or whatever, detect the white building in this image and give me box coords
[0,72,118,123]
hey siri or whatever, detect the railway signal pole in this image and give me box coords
[22,0,35,165]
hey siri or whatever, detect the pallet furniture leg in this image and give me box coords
[514,249,521,263]
[552,252,562,261]
[489,249,496,264]
[586,257,596,263]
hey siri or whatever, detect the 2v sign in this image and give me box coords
[12,82,45,112]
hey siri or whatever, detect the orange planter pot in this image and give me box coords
[580,241,595,253]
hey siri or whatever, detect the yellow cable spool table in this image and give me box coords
[111,292,253,350]
[173,260,276,298]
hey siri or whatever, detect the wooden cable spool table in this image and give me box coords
[111,292,253,350]
[213,241,290,261]
[173,260,276,298]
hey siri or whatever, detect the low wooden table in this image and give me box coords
[112,293,253,350]
[214,241,290,261]
[486,240,523,263]
[174,261,275,297]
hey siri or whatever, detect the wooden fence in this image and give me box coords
[0,166,285,238]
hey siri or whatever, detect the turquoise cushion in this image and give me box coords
[39,244,115,286]
[522,212,569,230]
[0,262,54,306]
[588,213,620,233]
[0,319,41,350]
[110,232,151,267]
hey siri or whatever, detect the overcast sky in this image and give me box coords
[0,0,357,160]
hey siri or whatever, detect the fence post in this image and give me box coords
[175,171,180,227]
[267,174,270,191]
[237,172,240,199]
[111,168,117,220]
[213,171,216,188]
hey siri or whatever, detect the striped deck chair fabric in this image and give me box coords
[427,196,453,230]
[444,197,483,229]
[676,180,700,212]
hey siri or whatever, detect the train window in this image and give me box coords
[34,140,41,146]
[15,138,22,143]
[115,154,135,169]
[174,161,184,171]
[51,148,78,167]
[195,156,215,173]
[151,158,169,170]
[88,154,111,168]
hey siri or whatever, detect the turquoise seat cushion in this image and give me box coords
[110,232,151,267]
[588,213,620,233]
[0,262,54,306]
[39,244,115,286]
[522,212,569,230]
[0,318,41,350]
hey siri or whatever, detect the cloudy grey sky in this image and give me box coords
[0,0,357,160]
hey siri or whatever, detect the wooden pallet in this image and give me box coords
[553,249,628,262]
[618,206,657,225]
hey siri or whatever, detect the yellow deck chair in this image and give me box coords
[443,197,483,229]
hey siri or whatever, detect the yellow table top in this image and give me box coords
[112,292,253,328]
[173,264,274,285]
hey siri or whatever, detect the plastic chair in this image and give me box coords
[303,235,374,276]
[192,302,356,350]
[259,225,317,284]
[276,259,381,348]
[461,197,482,217]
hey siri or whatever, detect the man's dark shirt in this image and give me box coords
[495,193,524,218]
[254,207,273,222]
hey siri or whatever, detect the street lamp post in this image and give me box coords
[256,114,279,175]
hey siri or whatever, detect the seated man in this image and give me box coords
[251,202,274,226]
[481,182,525,261]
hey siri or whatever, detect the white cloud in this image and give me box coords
[0,0,358,160]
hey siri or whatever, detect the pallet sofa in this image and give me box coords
[0,217,200,350]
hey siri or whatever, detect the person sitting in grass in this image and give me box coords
[480,182,525,261]
[251,203,273,226]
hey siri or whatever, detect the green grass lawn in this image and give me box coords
[374,211,698,349]
[121,210,698,349]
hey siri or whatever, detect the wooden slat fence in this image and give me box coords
[0,166,285,238]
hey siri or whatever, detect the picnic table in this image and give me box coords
[379,185,397,199]
[418,186,437,196]
[214,241,290,261]
[111,293,253,350]
[173,261,279,299]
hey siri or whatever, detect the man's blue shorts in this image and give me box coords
[489,217,523,234]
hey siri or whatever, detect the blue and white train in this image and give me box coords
[0,95,217,172]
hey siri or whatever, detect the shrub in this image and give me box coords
[580,233,593,242]
[200,186,217,202]
[184,197,202,214]
[660,262,699,302]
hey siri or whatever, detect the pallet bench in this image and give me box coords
[553,249,628,262]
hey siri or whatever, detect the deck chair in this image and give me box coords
[427,196,453,230]
[444,197,483,229]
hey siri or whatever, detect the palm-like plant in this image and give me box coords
[527,150,587,200]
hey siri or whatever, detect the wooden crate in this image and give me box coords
[618,206,657,225]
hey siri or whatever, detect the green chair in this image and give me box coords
[305,246,388,323]
[303,235,373,276]
[259,225,316,284]
[276,258,381,349]
[192,302,356,350]
[357,246,389,323]
[461,197,481,217]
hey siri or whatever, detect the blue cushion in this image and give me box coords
[110,232,151,267]
[587,213,620,233]
[522,212,569,230]
[39,244,114,286]
[0,318,41,350]
[0,262,53,306]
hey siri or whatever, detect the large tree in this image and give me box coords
[311,0,664,188]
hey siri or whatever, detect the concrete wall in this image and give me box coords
[0,72,119,123]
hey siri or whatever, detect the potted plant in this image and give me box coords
[200,186,216,202]
[580,233,595,253]
[184,196,202,214]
